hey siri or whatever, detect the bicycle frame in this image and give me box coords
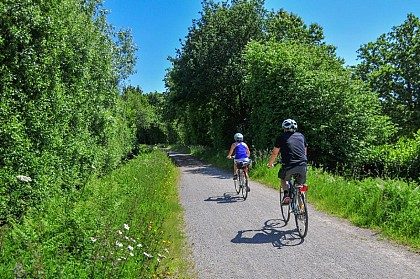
[274,160,308,238]
[287,177,308,238]
[232,159,252,200]
[288,178,308,214]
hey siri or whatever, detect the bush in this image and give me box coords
[363,130,420,181]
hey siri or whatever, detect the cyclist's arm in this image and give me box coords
[227,143,236,158]
[245,143,251,157]
[267,147,280,168]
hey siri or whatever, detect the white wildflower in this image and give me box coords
[16,175,32,182]
[129,252,134,257]
[163,248,169,254]
[117,230,122,235]
[137,243,143,248]
[143,252,153,258]
[116,241,123,248]
[123,224,130,230]
[90,237,97,243]
[158,253,166,259]
[127,245,134,251]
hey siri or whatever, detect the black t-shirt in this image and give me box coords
[274,131,308,167]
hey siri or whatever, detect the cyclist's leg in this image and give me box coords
[290,165,307,185]
[233,159,238,179]
[244,166,250,192]
[278,167,288,191]
[287,165,308,208]
[278,167,291,204]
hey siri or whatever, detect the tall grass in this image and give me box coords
[0,150,194,278]
[174,145,420,251]
[306,168,420,249]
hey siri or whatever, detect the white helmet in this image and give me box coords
[282,119,297,131]
[234,133,243,141]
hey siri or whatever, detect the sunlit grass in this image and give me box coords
[0,150,194,278]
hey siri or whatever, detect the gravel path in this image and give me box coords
[168,151,420,279]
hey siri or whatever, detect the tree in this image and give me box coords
[265,8,326,46]
[0,0,137,221]
[355,13,420,136]
[166,0,331,148]
[243,40,393,168]
[121,86,168,145]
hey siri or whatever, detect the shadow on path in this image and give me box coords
[205,192,244,203]
[231,219,304,249]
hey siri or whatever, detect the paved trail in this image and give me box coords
[169,151,419,279]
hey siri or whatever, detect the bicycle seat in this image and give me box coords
[236,160,252,169]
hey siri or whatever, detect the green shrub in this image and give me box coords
[0,0,137,222]
[364,129,420,181]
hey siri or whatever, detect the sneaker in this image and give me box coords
[281,191,290,205]
[233,174,238,180]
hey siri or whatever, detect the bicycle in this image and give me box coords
[274,161,309,238]
[229,158,252,200]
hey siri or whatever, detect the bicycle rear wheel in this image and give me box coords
[279,188,290,223]
[240,171,248,200]
[295,192,308,238]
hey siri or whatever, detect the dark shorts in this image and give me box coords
[278,165,307,185]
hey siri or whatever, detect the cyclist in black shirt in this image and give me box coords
[267,119,308,204]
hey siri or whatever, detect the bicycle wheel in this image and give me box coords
[295,192,308,238]
[279,188,290,223]
[240,171,248,200]
[234,173,240,194]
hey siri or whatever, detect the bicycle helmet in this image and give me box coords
[282,118,297,131]
[234,133,244,141]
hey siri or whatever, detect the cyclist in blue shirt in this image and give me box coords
[267,119,308,204]
[227,133,251,180]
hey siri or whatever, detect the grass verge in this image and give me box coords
[0,149,195,278]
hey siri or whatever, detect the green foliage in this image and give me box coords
[121,86,172,146]
[265,8,327,46]
[165,0,395,174]
[306,169,420,248]
[363,129,420,181]
[0,0,137,221]
[0,150,192,278]
[243,40,393,169]
[355,13,420,136]
[166,0,268,147]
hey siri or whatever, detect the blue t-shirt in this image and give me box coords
[234,142,248,160]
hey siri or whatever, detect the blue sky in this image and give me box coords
[103,0,420,93]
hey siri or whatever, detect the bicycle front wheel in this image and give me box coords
[295,192,308,238]
[240,171,248,200]
[280,188,290,223]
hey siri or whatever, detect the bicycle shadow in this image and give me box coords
[204,192,244,203]
[231,219,304,248]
